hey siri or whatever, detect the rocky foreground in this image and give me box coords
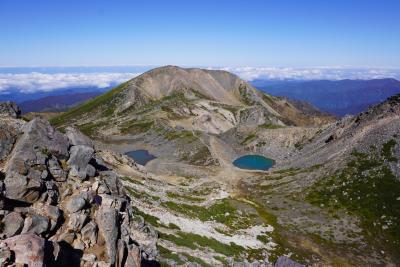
[0,102,157,267]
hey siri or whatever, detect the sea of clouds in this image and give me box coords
[220,67,400,81]
[1,67,399,93]
[0,72,140,93]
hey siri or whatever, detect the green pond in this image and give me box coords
[126,150,156,165]
[233,155,275,171]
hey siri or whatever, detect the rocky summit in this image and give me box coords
[1,66,400,267]
[0,107,158,266]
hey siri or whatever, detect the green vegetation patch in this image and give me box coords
[166,191,205,202]
[381,139,398,162]
[164,129,197,142]
[50,82,127,126]
[307,146,400,251]
[160,231,245,258]
[161,198,254,230]
[210,102,241,115]
[188,146,212,164]
[241,133,257,145]
[158,245,185,265]
[120,120,154,134]
[77,122,101,137]
[181,253,213,267]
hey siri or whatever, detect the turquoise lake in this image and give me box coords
[233,155,275,171]
[126,150,156,165]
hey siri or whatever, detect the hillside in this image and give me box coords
[19,92,102,113]
[50,66,333,167]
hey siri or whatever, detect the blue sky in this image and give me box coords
[1,0,399,67]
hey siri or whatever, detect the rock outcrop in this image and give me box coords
[0,101,21,119]
[0,108,158,267]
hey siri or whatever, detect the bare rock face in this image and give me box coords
[3,212,24,237]
[67,145,95,180]
[274,256,306,267]
[4,118,69,203]
[0,233,45,267]
[96,206,119,265]
[65,126,93,147]
[0,101,21,118]
[0,116,23,162]
[0,107,159,267]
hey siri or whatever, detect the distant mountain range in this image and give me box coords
[0,86,108,103]
[19,92,102,113]
[252,78,400,116]
[3,77,400,117]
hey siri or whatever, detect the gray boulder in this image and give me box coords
[100,171,124,195]
[67,212,89,231]
[65,126,93,147]
[1,233,45,267]
[81,221,98,247]
[0,244,12,266]
[21,214,49,236]
[125,244,141,267]
[48,156,67,181]
[3,212,24,237]
[30,203,61,231]
[65,194,87,213]
[0,119,22,161]
[4,119,69,203]
[67,145,95,180]
[96,206,118,266]
[274,256,306,267]
[0,101,20,118]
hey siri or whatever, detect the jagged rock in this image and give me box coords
[129,222,158,261]
[67,212,89,231]
[96,206,118,266]
[0,108,158,266]
[0,244,12,266]
[125,244,141,267]
[0,102,20,118]
[21,214,49,236]
[65,194,87,213]
[31,203,61,223]
[100,171,124,195]
[3,212,24,238]
[100,194,127,211]
[44,180,59,205]
[48,156,67,181]
[58,232,75,245]
[67,145,95,180]
[0,119,21,161]
[274,256,305,267]
[1,233,45,267]
[82,253,97,262]
[86,164,96,178]
[81,221,98,247]
[4,118,69,203]
[65,126,93,147]
[116,239,126,267]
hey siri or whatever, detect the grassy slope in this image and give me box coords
[50,82,128,127]
[307,139,400,257]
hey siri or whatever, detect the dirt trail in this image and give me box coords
[208,136,249,191]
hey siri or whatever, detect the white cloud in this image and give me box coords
[0,67,399,93]
[0,72,140,93]
[218,67,400,81]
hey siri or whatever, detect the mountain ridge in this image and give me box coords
[254,78,400,116]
